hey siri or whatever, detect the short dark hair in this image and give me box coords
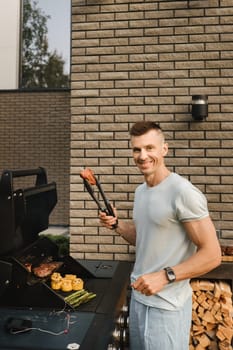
[129,121,162,136]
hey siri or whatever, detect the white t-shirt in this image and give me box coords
[131,172,209,310]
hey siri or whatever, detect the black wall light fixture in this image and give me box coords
[191,95,208,121]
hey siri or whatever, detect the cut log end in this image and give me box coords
[190,280,233,350]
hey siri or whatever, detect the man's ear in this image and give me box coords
[162,142,169,156]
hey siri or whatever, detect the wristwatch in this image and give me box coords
[164,267,176,283]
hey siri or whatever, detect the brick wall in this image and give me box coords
[70,0,233,260]
[0,90,70,225]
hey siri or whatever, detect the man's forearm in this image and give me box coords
[115,220,136,245]
[173,246,221,283]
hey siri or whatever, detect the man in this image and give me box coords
[99,121,221,350]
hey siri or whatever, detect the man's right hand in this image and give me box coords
[99,208,118,230]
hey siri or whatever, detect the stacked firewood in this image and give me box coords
[190,280,233,350]
[221,245,233,262]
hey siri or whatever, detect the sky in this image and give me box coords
[37,0,71,74]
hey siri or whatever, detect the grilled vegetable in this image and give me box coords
[61,279,73,292]
[50,273,84,292]
[72,278,84,291]
[51,272,62,282]
[51,280,62,290]
[64,289,96,308]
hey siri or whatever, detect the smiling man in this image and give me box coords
[99,121,221,350]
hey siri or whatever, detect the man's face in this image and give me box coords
[131,129,168,177]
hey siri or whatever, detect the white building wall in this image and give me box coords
[0,0,20,89]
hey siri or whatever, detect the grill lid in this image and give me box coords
[0,167,57,256]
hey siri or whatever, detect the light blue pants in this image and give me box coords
[129,294,192,350]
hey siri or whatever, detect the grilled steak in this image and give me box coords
[33,261,62,278]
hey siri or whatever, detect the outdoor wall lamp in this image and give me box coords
[191,95,208,121]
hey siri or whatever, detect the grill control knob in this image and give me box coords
[116,314,125,327]
[107,345,120,350]
[121,328,128,343]
[112,327,121,342]
[126,315,129,327]
[121,305,128,314]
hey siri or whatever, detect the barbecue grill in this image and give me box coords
[0,168,132,350]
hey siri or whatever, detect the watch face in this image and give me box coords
[165,267,176,283]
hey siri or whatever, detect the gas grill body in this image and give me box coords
[0,168,132,349]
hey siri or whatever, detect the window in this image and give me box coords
[21,0,71,89]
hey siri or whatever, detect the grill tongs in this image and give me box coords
[80,168,118,229]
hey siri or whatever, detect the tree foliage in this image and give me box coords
[22,0,69,88]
